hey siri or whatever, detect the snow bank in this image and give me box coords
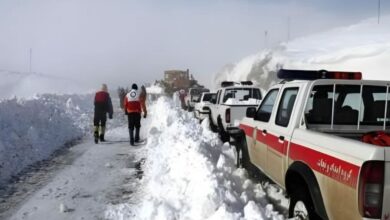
[105,97,287,220]
[214,15,390,89]
[0,94,93,185]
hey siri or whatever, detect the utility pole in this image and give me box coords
[264,30,268,48]
[29,48,32,73]
[378,0,381,24]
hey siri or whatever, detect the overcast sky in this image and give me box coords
[0,0,389,90]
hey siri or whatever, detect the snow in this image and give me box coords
[214,15,390,90]
[0,94,93,185]
[146,84,164,95]
[105,97,288,220]
[5,125,146,220]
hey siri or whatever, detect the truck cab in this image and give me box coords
[208,81,262,141]
[185,88,210,111]
[194,92,216,122]
[233,69,390,220]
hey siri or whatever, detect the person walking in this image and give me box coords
[139,85,147,118]
[124,83,146,146]
[94,84,113,143]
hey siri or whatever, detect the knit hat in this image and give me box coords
[132,83,138,90]
[101,84,108,92]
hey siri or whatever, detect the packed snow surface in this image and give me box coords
[105,97,288,220]
[214,15,390,89]
[0,94,93,185]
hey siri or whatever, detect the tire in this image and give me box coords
[217,116,229,143]
[236,135,254,172]
[209,114,218,132]
[289,186,319,220]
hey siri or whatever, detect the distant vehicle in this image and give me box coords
[185,88,210,111]
[194,92,216,122]
[208,81,262,142]
[230,69,390,220]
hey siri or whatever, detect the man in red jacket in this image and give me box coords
[94,84,113,143]
[124,83,146,146]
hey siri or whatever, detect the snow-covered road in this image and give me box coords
[4,125,147,220]
[2,97,289,220]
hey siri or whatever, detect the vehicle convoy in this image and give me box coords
[208,81,262,142]
[229,69,390,220]
[194,92,216,121]
[185,87,210,111]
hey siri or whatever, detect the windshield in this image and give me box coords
[222,88,261,103]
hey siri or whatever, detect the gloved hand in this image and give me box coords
[143,112,147,118]
[109,114,113,119]
[125,111,128,116]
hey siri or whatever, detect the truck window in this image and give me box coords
[361,86,389,125]
[222,88,262,103]
[202,93,213,102]
[255,89,279,122]
[276,88,298,127]
[305,85,333,124]
[305,85,390,127]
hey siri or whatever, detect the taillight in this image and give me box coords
[225,108,231,123]
[359,161,384,218]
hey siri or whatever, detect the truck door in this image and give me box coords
[250,88,281,171]
[266,86,300,185]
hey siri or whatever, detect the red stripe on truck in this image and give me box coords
[239,124,254,137]
[289,142,360,188]
[239,124,360,188]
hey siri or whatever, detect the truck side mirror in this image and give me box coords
[246,107,256,118]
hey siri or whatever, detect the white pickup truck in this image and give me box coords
[229,69,390,220]
[194,92,216,122]
[185,88,210,111]
[208,81,262,142]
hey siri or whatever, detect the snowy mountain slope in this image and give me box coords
[0,94,93,185]
[214,15,390,89]
[0,70,90,99]
[105,97,288,220]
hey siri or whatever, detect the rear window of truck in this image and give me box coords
[222,88,262,103]
[305,84,390,127]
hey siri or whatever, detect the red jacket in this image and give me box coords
[124,89,144,113]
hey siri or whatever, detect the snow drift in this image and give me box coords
[214,15,390,89]
[0,94,93,185]
[105,97,288,220]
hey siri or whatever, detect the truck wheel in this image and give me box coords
[236,135,257,175]
[217,116,229,143]
[289,186,318,220]
[209,114,218,132]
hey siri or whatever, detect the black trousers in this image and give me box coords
[128,112,141,143]
[94,111,107,127]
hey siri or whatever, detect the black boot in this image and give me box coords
[99,134,105,142]
[94,131,99,144]
[129,129,134,146]
[135,127,140,143]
